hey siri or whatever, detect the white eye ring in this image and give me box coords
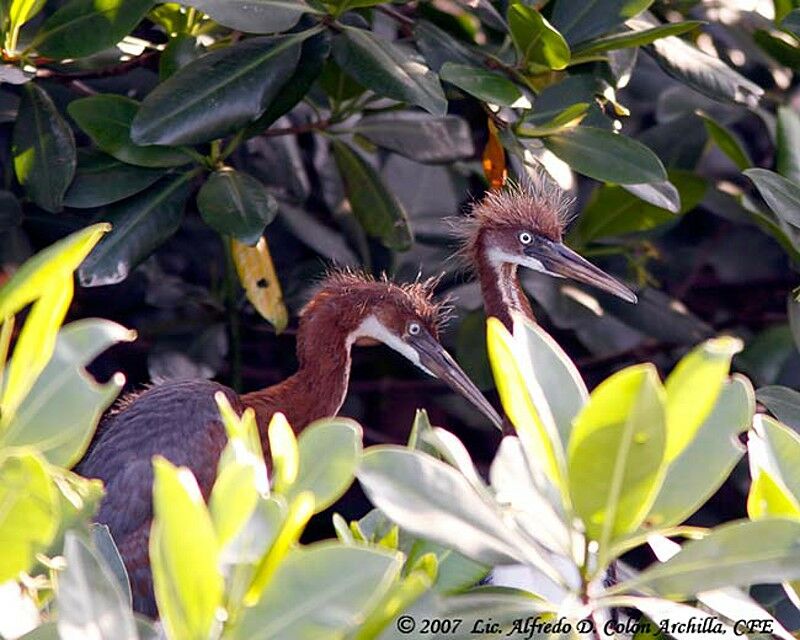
[408,322,421,336]
[519,231,533,245]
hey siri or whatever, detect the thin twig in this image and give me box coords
[35,50,158,81]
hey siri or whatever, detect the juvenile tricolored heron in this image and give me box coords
[76,269,501,616]
[456,178,637,330]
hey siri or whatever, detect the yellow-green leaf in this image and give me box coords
[268,412,298,495]
[748,470,800,520]
[664,337,742,462]
[150,457,223,639]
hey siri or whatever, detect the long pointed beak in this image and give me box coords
[524,239,638,303]
[409,330,503,431]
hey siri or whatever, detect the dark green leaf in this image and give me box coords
[777,106,800,184]
[331,140,412,251]
[550,0,654,45]
[353,113,474,164]
[572,171,704,245]
[648,33,763,107]
[440,62,523,107]
[543,127,667,184]
[754,29,800,68]
[181,0,311,33]
[572,21,703,57]
[68,95,194,168]
[508,4,570,71]
[78,173,193,286]
[64,151,164,209]
[132,34,306,145]
[12,83,76,213]
[35,0,153,59]
[333,26,447,116]
[744,167,800,228]
[159,34,205,80]
[456,309,494,391]
[414,20,483,72]
[698,112,751,171]
[197,169,277,245]
[319,60,365,104]
[757,386,800,431]
[245,31,330,137]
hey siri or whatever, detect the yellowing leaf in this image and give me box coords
[482,120,507,190]
[268,412,298,494]
[230,236,288,333]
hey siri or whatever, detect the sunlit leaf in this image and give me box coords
[4,319,133,467]
[571,21,703,57]
[0,451,59,583]
[180,0,312,33]
[285,418,361,513]
[663,337,742,462]
[568,364,666,546]
[150,457,223,640]
[58,532,137,640]
[748,470,800,519]
[745,167,800,228]
[550,0,654,45]
[440,63,523,107]
[507,4,570,72]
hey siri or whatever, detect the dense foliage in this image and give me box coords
[6,0,800,637]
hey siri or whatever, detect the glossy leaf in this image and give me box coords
[543,127,667,185]
[246,31,330,136]
[648,33,763,107]
[159,34,205,80]
[439,62,523,107]
[68,95,194,168]
[89,524,131,605]
[64,151,164,209]
[181,0,311,33]
[643,376,753,530]
[622,180,680,212]
[699,113,752,171]
[331,139,413,251]
[285,418,362,513]
[515,103,588,136]
[35,0,153,59]
[0,451,59,583]
[572,21,703,57]
[234,544,403,639]
[550,0,654,45]
[508,4,569,71]
[132,34,305,145]
[150,457,223,640]
[78,173,192,287]
[3,320,133,467]
[0,223,109,319]
[197,169,277,245]
[230,236,288,333]
[353,113,474,164]
[757,385,800,430]
[610,519,800,598]
[568,364,666,545]
[663,337,742,462]
[413,20,483,72]
[12,83,76,213]
[333,26,447,116]
[58,532,137,640]
[745,167,800,228]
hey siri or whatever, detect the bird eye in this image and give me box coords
[407,321,421,336]
[519,231,533,245]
